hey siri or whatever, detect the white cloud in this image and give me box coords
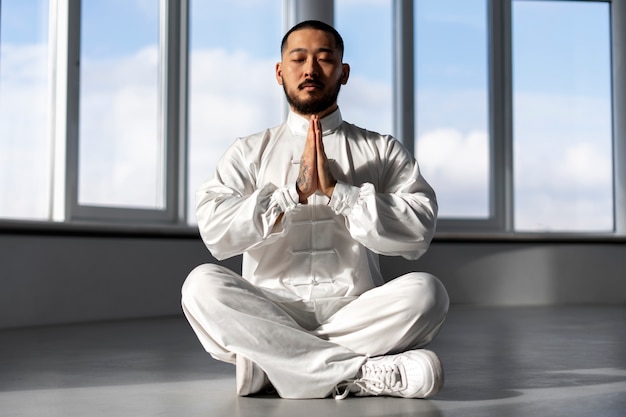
[511,90,613,230]
[0,43,48,83]
[186,48,283,218]
[556,142,612,187]
[515,192,613,232]
[414,86,613,229]
[513,91,612,147]
[339,73,392,135]
[77,46,161,207]
[0,42,51,219]
[513,139,613,231]
[415,128,489,217]
[417,128,488,186]
[416,89,488,134]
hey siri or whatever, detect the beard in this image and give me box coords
[282,77,343,115]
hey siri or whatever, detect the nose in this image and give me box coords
[304,58,320,78]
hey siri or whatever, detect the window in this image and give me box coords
[512,0,613,232]
[414,0,490,219]
[0,0,623,236]
[59,0,185,223]
[186,0,283,222]
[415,0,615,233]
[78,0,162,209]
[0,0,51,220]
[335,0,393,135]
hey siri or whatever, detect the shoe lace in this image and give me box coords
[334,360,407,400]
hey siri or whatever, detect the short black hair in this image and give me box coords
[280,20,344,59]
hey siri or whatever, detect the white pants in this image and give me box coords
[181,263,449,399]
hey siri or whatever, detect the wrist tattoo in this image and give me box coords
[297,164,311,191]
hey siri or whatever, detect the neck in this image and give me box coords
[293,104,338,120]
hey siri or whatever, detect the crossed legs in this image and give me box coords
[181,263,449,399]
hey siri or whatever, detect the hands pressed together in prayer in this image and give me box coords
[296,115,337,204]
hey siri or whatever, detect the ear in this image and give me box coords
[340,63,350,85]
[275,62,283,85]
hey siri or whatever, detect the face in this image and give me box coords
[276,28,350,117]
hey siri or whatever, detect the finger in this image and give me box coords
[314,114,321,137]
[306,116,317,149]
[314,116,324,154]
[313,115,326,164]
[311,115,320,144]
[314,117,336,197]
[297,116,319,202]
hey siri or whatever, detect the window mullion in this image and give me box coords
[612,0,626,234]
[162,0,189,224]
[178,0,190,224]
[488,0,514,232]
[393,0,414,152]
[50,0,80,222]
[284,0,334,28]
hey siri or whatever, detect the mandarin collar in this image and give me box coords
[287,108,343,137]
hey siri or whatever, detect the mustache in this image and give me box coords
[298,79,324,89]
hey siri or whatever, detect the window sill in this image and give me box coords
[434,231,626,244]
[1,219,624,243]
[0,219,199,239]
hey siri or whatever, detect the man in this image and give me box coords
[181,20,449,400]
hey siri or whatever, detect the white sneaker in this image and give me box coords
[335,349,443,399]
[236,355,270,396]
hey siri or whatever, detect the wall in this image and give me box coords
[382,239,626,305]
[1,230,625,329]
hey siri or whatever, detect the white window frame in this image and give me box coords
[428,0,514,233]
[50,0,189,224]
[400,0,624,235]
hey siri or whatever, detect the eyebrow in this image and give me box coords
[288,47,335,55]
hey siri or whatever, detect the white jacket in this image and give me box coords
[196,109,437,302]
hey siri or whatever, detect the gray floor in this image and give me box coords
[1,306,625,417]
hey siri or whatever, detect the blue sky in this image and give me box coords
[190,0,282,56]
[80,0,159,59]
[0,0,48,44]
[513,1,611,97]
[416,0,488,91]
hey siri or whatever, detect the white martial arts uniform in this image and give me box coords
[182,109,449,399]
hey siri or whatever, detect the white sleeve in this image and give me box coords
[327,142,437,260]
[195,143,300,260]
